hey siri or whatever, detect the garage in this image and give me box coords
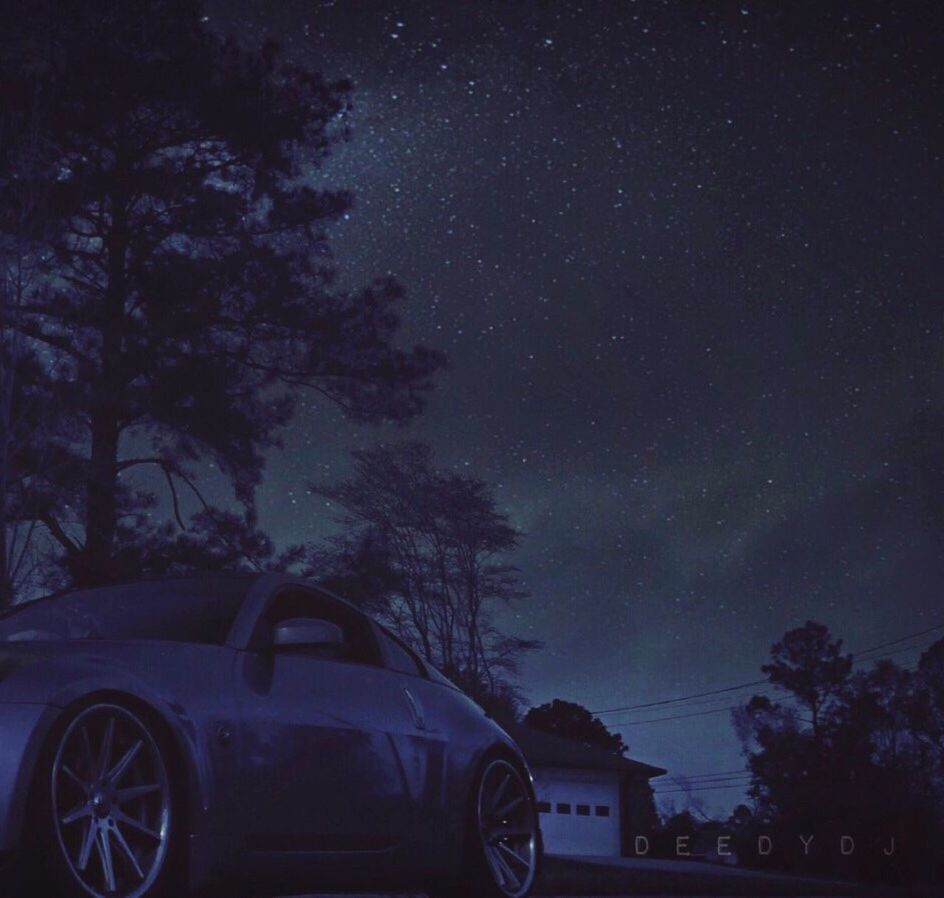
[532,766,622,855]
[507,724,665,857]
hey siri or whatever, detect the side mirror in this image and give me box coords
[272,617,346,653]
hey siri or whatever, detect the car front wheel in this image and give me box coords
[22,701,178,898]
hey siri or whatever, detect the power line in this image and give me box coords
[655,778,754,791]
[608,705,742,726]
[612,654,928,730]
[848,623,944,659]
[654,782,754,795]
[611,686,782,714]
[652,768,748,780]
[640,651,934,791]
[591,621,944,717]
[658,770,754,786]
[852,639,940,665]
[593,679,769,716]
[609,648,932,728]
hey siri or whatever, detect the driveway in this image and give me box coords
[272,852,923,898]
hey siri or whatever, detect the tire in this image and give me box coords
[430,756,541,898]
[16,700,181,898]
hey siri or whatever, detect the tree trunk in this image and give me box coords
[0,351,12,607]
[79,412,120,586]
[76,193,126,586]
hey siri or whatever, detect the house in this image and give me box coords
[507,723,666,857]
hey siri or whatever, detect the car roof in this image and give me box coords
[0,572,262,621]
[1,573,374,651]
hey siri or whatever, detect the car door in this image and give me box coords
[371,624,453,869]
[231,587,419,864]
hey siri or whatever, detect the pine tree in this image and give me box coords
[0,1,444,588]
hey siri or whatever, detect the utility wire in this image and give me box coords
[609,704,742,726]
[656,770,753,788]
[852,639,939,664]
[591,622,944,717]
[606,653,929,728]
[652,768,750,781]
[847,624,944,659]
[592,679,768,716]
[655,779,754,792]
[654,783,755,794]
[641,650,932,794]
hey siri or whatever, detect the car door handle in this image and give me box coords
[403,687,426,730]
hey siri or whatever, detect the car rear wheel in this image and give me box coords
[431,757,540,898]
[24,701,178,898]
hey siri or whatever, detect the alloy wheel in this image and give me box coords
[51,703,172,898]
[476,759,538,897]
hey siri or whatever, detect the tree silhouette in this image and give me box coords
[0,25,59,605]
[735,624,943,883]
[0,1,444,589]
[761,620,852,739]
[310,442,539,705]
[524,698,627,755]
[914,639,944,763]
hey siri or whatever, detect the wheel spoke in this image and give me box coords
[80,727,95,778]
[497,840,530,870]
[494,794,524,819]
[490,773,511,812]
[96,827,116,892]
[114,783,161,804]
[111,823,145,880]
[60,803,93,826]
[77,820,97,871]
[106,739,142,786]
[492,844,519,888]
[97,717,116,780]
[60,764,90,795]
[478,761,536,897]
[112,808,161,842]
[485,845,507,886]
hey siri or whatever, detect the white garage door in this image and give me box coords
[531,767,621,856]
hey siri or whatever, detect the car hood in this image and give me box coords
[0,643,59,679]
[0,640,157,706]
[0,639,233,713]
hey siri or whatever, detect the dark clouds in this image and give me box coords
[208,0,943,811]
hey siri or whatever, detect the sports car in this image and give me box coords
[0,573,541,898]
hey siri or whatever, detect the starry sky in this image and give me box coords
[205,0,943,813]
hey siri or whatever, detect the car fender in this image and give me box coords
[0,654,213,855]
[0,701,62,852]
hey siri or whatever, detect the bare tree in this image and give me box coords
[310,443,540,705]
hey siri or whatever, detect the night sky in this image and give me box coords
[206,0,943,813]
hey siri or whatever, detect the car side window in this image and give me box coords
[377,626,426,677]
[263,589,381,666]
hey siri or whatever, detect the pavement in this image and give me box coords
[269,851,910,898]
[534,854,864,895]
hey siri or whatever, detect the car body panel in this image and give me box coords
[0,574,535,892]
[0,701,59,852]
[232,650,416,851]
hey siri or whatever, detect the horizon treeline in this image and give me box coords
[649,620,944,885]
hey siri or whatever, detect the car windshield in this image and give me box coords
[0,576,253,646]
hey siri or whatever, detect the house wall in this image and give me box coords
[622,774,659,849]
[531,766,622,856]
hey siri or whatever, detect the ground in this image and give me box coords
[273,851,910,898]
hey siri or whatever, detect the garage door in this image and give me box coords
[532,768,621,856]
